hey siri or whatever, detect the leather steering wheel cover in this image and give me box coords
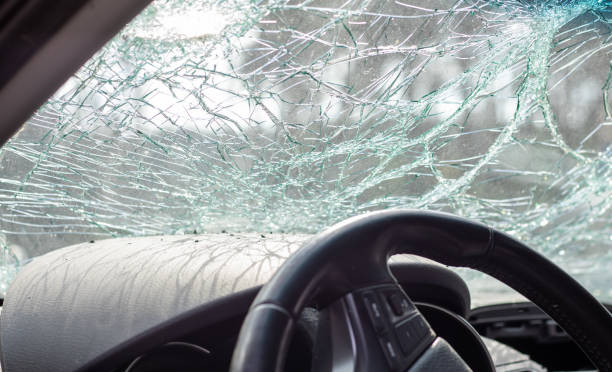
[477,231,612,370]
[230,210,612,372]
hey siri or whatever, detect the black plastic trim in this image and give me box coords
[0,0,153,147]
[0,0,87,90]
[417,302,495,372]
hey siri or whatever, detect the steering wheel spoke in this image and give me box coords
[314,284,470,372]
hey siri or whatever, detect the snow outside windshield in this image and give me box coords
[0,0,611,302]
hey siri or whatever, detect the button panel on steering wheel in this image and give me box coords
[357,284,435,371]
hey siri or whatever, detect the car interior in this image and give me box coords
[0,0,611,371]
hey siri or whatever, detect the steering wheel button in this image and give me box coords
[387,293,405,316]
[413,316,429,336]
[362,292,386,332]
[382,288,415,319]
[414,316,428,333]
[378,335,400,369]
[394,320,416,354]
[400,297,413,312]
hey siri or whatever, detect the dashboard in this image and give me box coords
[0,234,598,372]
[113,287,550,372]
[108,272,574,372]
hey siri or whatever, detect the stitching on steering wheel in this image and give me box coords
[474,262,612,371]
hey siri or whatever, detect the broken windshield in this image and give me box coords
[0,0,611,304]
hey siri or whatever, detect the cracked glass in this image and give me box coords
[1,0,611,304]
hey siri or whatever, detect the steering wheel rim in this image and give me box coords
[230,210,612,372]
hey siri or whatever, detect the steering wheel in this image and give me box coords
[229,210,612,372]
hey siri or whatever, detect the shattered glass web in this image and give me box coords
[1,0,612,301]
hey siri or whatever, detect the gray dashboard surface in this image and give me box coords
[0,233,308,372]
